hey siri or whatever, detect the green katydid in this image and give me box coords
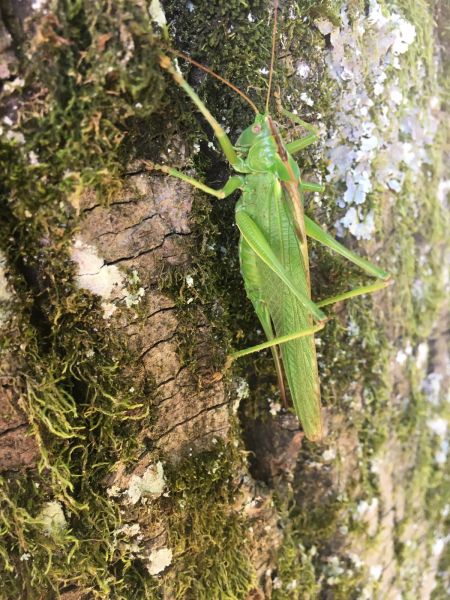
[150,4,391,441]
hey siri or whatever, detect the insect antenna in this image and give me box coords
[265,0,279,114]
[162,46,259,114]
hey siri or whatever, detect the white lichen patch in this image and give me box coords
[286,579,298,591]
[149,0,167,28]
[126,461,166,505]
[124,286,145,308]
[438,179,450,207]
[324,555,346,585]
[369,564,383,581]
[70,240,147,316]
[124,269,146,308]
[31,0,47,10]
[2,77,25,94]
[71,239,124,305]
[435,439,449,466]
[112,522,144,558]
[415,342,429,370]
[348,552,365,570]
[116,522,141,537]
[101,302,118,319]
[39,501,67,535]
[427,417,448,438]
[268,399,281,416]
[0,253,11,316]
[395,341,413,366]
[5,130,25,144]
[146,546,173,576]
[300,92,314,107]
[107,484,123,498]
[421,373,443,406]
[317,0,438,239]
[28,150,39,165]
[432,536,450,557]
[272,577,282,590]
[232,377,250,413]
[20,553,31,562]
[354,497,379,535]
[322,447,336,462]
[296,61,311,79]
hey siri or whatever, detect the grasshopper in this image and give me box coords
[150,4,391,440]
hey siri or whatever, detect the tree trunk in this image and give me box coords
[0,1,448,599]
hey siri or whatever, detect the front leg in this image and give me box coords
[145,161,244,199]
[160,55,245,170]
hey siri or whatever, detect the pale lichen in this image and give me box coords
[126,461,167,505]
[39,501,67,535]
[70,240,147,316]
[146,546,173,576]
[317,0,438,240]
[70,238,125,316]
[0,252,11,311]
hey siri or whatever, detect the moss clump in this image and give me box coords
[272,530,320,599]
[163,442,254,599]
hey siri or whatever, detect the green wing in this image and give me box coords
[238,174,322,440]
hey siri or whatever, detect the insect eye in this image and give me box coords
[252,125,261,134]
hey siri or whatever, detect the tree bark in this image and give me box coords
[0,1,448,599]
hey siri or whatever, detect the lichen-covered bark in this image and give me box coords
[0,0,448,599]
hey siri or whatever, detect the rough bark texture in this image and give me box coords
[0,1,448,599]
[0,362,40,470]
[77,176,230,454]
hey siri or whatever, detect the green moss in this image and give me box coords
[162,442,254,599]
[0,1,276,596]
[272,535,319,599]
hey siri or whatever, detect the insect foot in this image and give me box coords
[142,159,155,171]
[143,161,171,175]
[223,355,235,372]
[159,54,171,70]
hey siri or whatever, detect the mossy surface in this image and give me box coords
[0,0,169,596]
[163,442,254,599]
